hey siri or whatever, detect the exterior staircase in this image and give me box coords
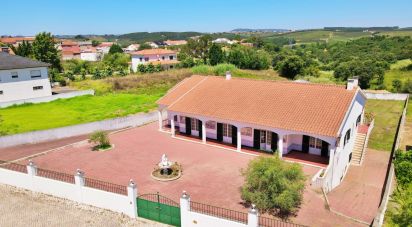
[351,132,367,165]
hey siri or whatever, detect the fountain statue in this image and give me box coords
[158,154,172,175]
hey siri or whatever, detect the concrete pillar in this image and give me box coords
[247,204,259,227]
[277,134,284,158]
[26,160,37,176]
[158,110,163,131]
[171,116,175,137]
[237,128,242,151]
[180,191,191,227]
[127,179,138,218]
[74,169,85,203]
[202,121,206,144]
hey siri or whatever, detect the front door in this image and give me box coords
[302,135,310,153]
[185,117,191,135]
[216,123,223,142]
[231,125,237,146]
[253,129,260,149]
[321,140,329,157]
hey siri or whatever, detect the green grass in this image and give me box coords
[0,93,160,135]
[365,99,405,151]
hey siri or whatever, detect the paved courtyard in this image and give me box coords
[1,123,363,226]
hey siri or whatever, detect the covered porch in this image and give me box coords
[158,111,332,168]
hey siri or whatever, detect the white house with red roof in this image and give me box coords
[156,73,367,192]
[131,49,178,72]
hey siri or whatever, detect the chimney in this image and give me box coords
[225,71,231,80]
[347,77,359,90]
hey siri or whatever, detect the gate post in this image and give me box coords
[26,160,37,190]
[74,169,85,203]
[248,204,259,227]
[127,179,138,218]
[180,191,190,227]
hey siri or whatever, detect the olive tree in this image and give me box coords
[241,156,305,216]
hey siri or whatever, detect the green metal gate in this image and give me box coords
[137,192,181,226]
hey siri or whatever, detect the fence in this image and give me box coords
[190,201,248,224]
[363,91,409,101]
[0,89,95,108]
[0,111,158,148]
[85,177,128,195]
[372,95,409,227]
[259,216,305,227]
[0,159,137,219]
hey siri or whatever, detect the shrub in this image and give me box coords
[88,130,111,150]
[394,150,412,187]
[213,64,237,76]
[386,183,412,226]
[191,64,213,75]
[241,156,305,216]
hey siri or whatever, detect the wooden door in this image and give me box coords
[231,125,237,146]
[217,123,223,142]
[302,135,310,153]
[321,140,329,157]
[253,129,260,149]
[185,117,191,135]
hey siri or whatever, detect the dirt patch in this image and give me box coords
[0,184,168,227]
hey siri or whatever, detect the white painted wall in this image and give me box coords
[0,89,94,108]
[0,167,137,218]
[80,52,102,61]
[0,67,51,102]
[0,111,157,148]
[131,53,177,72]
[363,91,409,101]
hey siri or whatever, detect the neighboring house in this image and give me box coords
[124,44,140,53]
[0,53,52,102]
[0,37,35,47]
[131,49,178,72]
[212,38,235,45]
[80,47,102,61]
[146,42,159,49]
[164,40,187,46]
[61,46,81,60]
[0,46,14,55]
[157,74,366,192]
[97,42,114,54]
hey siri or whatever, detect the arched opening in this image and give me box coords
[283,134,330,167]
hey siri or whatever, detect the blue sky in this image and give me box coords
[2,0,411,35]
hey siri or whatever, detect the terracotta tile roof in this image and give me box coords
[157,75,358,137]
[164,40,187,46]
[131,48,176,56]
[62,46,80,54]
[0,37,35,44]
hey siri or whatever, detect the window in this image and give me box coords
[309,137,322,149]
[33,86,43,91]
[344,129,351,146]
[169,55,174,60]
[206,121,216,129]
[260,130,266,143]
[11,71,18,78]
[139,57,143,62]
[356,115,361,127]
[179,116,185,123]
[241,127,252,136]
[267,132,272,145]
[191,118,199,131]
[144,57,149,62]
[30,70,41,78]
[162,56,165,60]
[223,124,232,137]
[0,90,3,95]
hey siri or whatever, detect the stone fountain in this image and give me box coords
[158,154,172,175]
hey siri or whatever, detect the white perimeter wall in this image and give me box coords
[0,111,157,148]
[0,167,135,217]
[363,91,409,101]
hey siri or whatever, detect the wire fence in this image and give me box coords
[84,177,127,195]
[259,216,306,227]
[190,201,248,224]
[37,168,75,184]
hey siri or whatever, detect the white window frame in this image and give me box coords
[191,118,199,131]
[206,121,216,129]
[309,137,322,149]
[223,124,232,137]
[30,70,41,78]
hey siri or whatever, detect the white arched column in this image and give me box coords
[170,114,175,137]
[237,128,241,151]
[202,121,206,143]
[277,134,284,158]
[157,110,163,131]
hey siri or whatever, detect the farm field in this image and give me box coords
[365,99,405,151]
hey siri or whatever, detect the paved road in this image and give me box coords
[0,184,168,227]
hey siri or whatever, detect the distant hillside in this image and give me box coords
[231,28,291,33]
[114,32,202,42]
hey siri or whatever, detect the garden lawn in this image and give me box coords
[365,99,405,151]
[0,93,160,135]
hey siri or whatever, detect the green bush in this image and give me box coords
[386,183,412,226]
[241,156,305,216]
[213,64,237,76]
[88,130,111,150]
[191,64,213,75]
[394,150,412,187]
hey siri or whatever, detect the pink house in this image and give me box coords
[131,49,178,72]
